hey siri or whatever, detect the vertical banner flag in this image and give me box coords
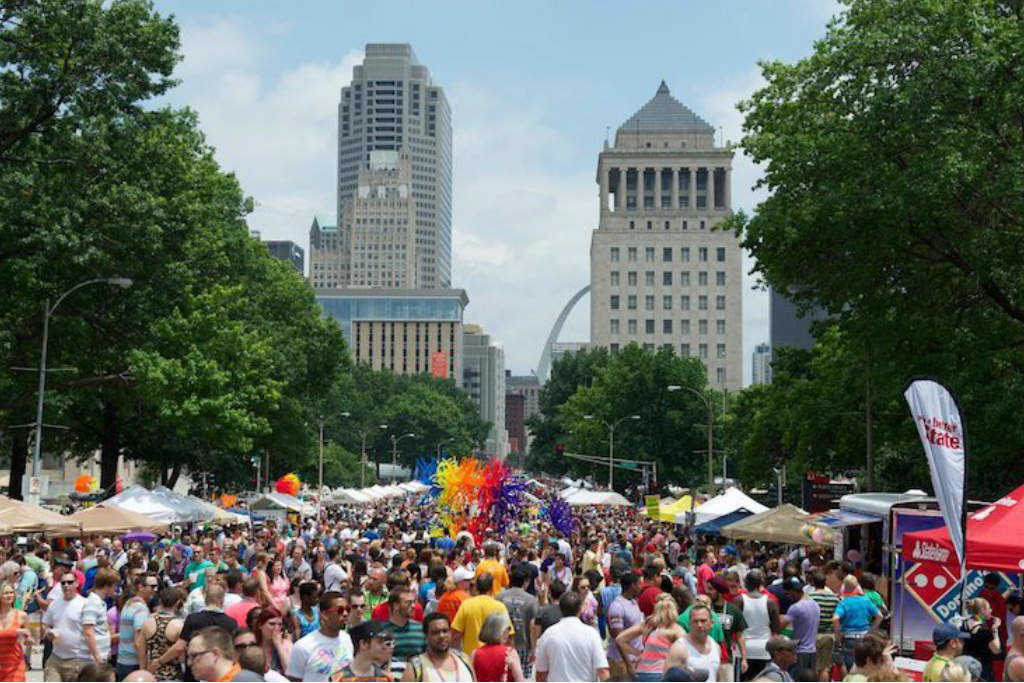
[904,379,967,566]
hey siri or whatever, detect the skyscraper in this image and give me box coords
[752,342,772,385]
[315,44,452,289]
[590,82,743,391]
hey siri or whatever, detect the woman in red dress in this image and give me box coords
[471,612,524,682]
[0,581,30,682]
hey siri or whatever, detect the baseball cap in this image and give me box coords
[453,567,475,583]
[708,577,730,594]
[348,620,392,644]
[933,623,971,646]
[765,635,797,654]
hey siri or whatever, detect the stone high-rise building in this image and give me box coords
[462,325,508,458]
[590,82,742,391]
[316,44,451,289]
[752,342,772,385]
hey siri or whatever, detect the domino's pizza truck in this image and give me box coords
[835,492,1018,651]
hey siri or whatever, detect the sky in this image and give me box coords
[154,0,841,383]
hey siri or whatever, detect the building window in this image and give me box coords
[645,295,655,311]
[610,343,619,354]
[629,221,635,230]
[645,319,655,334]
[716,271,726,286]
[681,320,691,334]
[628,271,637,286]
[628,247,637,262]
[645,271,655,286]
[628,319,637,334]
[717,247,726,262]
[610,295,620,310]
[663,247,673,262]
[716,319,726,334]
[698,271,708,286]
[611,247,620,262]
[681,247,690,262]
[645,247,655,262]
[683,220,688,230]
[681,296,690,310]
[699,247,708,262]
[628,295,637,310]
[680,271,690,286]
[716,295,726,310]
[681,343,691,355]
[699,319,708,335]
[644,343,655,350]
[717,343,727,358]
[663,295,673,310]
[610,271,620,286]
[610,319,620,334]
[700,220,706,230]
[664,220,670,229]
[699,343,708,359]
[699,295,708,310]
[646,221,652,230]
[663,319,673,334]
[716,367,726,384]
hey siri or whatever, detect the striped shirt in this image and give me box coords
[808,589,840,634]
[636,631,673,676]
[389,619,426,679]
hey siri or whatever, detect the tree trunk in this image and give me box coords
[9,433,27,500]
[165,462,182,490]
[99,402,119,491]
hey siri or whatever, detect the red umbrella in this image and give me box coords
[903,482,1024,573]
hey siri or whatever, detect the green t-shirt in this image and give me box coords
[864,590,885,611]
[185,560,214,589]
[678,604,726,644]
[922,654,953,682]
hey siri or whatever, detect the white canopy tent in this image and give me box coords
[691,487,769,525]
[250,492,316,516]
[330,489,372,505]
[105,486,207,525]
[563,489,632,506]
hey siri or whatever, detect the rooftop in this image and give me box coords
[618,81,714,134]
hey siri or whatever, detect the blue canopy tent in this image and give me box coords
[693,508,754,535]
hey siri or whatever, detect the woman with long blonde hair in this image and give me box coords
[963,596,1001,681]
[615,592,686,681]
[0,581,29,682]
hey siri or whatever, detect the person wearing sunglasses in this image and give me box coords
[42,569,88,682]
[333,620,394,682]
[285,591,354,681]
[186,625,262,682]
[116,573,160,680]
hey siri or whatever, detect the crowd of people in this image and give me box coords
[0,496,1022,682]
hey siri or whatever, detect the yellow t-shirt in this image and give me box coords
[451,594,511,655]
[922,654,953,682]
[475,559,509,595]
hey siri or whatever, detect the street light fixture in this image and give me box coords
[583,413,640,490]
[667,384,717,496]
[391,432,415,480]
[435,436,456,459]
[31,277,133,501]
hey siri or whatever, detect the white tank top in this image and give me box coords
[683,635,722,682]
[742,593,771,660]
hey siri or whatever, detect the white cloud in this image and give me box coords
[168,16,361,243]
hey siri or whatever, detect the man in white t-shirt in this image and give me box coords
[323,547,348,593]
[43,568,88,682]
[285,591,354,682]
[534,591,609,682]
[81,567,118,665]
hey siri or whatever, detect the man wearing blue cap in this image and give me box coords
[923,623,971,682]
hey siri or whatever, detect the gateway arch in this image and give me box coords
[537,284,590,383]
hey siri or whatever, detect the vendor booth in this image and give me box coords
[693,487,768,525]
[720,503,826,545]
[0,495,79,535]
[692,508,753,535]
[562,489,632,506]
[64,503,169,535]
[250,492,316,524]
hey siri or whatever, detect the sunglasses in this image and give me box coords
[60,580,76,586]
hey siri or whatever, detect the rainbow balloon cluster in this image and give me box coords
[431,456,528,542]
[275,473,301,497]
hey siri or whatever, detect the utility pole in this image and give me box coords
[583,414,639,489]
[317,416,325,519]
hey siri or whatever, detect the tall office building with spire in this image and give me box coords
[590,82,742,391]
[310,44,452,289]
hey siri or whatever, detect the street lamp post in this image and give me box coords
[583,413,640,489]
[31,277,132,501]
[360,424,389,488]
[435,437,456,459]
[667,384,715,496]
[390,432,415,481]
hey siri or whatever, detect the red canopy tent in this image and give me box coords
[902,482,1024,572]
